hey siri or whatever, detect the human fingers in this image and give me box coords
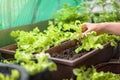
[81,23,91,32]
[81,33,86,38]
[81,29,92,38]
[82,23,87,32]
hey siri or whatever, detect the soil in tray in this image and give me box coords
[50,45,87,60]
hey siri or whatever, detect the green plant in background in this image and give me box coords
[89,0,120,23]
[53,0,120,23]
[52,3,90,24]
[73,66,120,80]
[0,69,19,80]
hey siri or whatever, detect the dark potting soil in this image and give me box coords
[51,45,87,60]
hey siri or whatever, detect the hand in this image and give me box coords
[81,22,120,37]
[81,23,102,38]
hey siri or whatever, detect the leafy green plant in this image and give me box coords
[11,20,81,53]
[19,53,57,75]
[75,31,120,53]
[73,66,120,80]
[0,69,19,80]
[4,52,57,75]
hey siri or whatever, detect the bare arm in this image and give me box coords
[82,22,120,36]
[101,22,120,35]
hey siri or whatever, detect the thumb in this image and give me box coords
[82,23,91,32]
[82,24,87,32]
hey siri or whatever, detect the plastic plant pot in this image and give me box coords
[95,62,120,74]
[29,69,52,80]
[28,58,54,80]
[45,40,114,80]
[0,44,17,59]
[0,63,29,80]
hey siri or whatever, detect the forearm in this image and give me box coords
[99,22,120,35]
